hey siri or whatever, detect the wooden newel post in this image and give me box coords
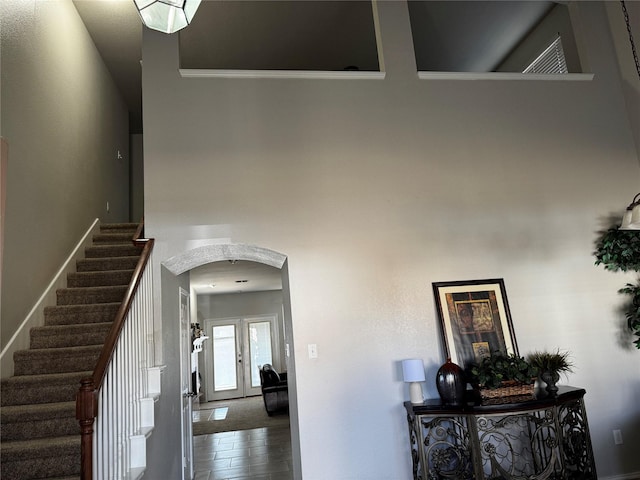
[76,377,97,480]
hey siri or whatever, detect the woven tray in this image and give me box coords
[479,380,535,400]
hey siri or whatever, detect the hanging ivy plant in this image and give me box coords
[619,283,640,349]
[594,227,640,272]
[594,226,640,349]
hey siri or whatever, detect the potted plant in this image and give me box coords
[528,349,574,394]
[469,351,538,400]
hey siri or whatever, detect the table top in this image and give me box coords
[405,385,586,415]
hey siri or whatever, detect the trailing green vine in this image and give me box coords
[619,283,640,348]
[594,226,640,348]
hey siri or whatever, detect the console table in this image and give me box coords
[404,386,597,480]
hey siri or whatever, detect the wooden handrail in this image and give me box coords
[76,231,154,480]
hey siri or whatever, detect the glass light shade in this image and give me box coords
[134,0,202,34]
[402,359,426,382]
[621,209,633,229]
[620,200,640,230]
[630,204,640,229]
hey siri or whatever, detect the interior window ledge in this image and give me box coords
[179,69,386,80]
[417,72,594,81]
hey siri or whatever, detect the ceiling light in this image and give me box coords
[134,0,201,34]
[620,193,640,230]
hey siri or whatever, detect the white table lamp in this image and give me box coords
[402,359,426,404]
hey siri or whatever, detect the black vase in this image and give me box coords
[541,370,560,394]
[436,358,466,405]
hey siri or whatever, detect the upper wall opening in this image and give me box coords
[408,1,583,74]
[178,1,380,72]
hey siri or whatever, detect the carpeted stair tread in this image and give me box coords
[76,255,140,272]
[85,244,142,258]
[66,269,134,288]
[56,285,127,305]
[1,435,80,479]
[1,402,76,423]
[1,371,92,406]
[1,402,78,441]
[1,435,80,459]
[44,303,120,326]
[92,232,135,244]
[100,222,139,232]
[30,322,112,349]
[14,345,103,375]
[0,222,143,479]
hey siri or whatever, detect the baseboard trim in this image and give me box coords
[600,473,640,480]
[0,218,100,378]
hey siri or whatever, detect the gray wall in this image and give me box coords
[143,2,640,478]
[130,134,145,223]
[197,291,284,331]
[606,1,640,162]
[0,0,130,349]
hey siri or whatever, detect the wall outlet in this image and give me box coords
[613,429,623,445]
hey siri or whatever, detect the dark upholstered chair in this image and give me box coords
[259,364,289,416]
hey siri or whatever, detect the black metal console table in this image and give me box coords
[404,386,597,480]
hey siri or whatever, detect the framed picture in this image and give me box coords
[432,279,519,370]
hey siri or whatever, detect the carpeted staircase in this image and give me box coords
[1,223,143,480]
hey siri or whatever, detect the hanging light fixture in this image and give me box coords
[134,0,202,34]
[621,193,640,230]
[618,4,640,231]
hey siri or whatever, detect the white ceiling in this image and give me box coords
[189,260,283,295]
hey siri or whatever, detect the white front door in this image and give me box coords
[205,316,277,402]
[179,288,194,480]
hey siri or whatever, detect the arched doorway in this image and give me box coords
[162,244,300,479]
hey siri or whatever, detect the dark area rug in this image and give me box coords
[192,396,289,435]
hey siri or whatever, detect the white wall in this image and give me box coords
[144,266,188,480]
[0,0,130,349]
[143,2,640,478]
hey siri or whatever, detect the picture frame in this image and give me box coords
[432,279,519,371]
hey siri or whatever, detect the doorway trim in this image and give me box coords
[163,244,286,275]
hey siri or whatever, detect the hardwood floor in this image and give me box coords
[192,399,293,480]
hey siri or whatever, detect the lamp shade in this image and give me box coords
[630,204,640,229]
[135,0,202,34]
[402,359,426,383]
[620,194,640,230]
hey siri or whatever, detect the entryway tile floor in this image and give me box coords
[193,425,293,480]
